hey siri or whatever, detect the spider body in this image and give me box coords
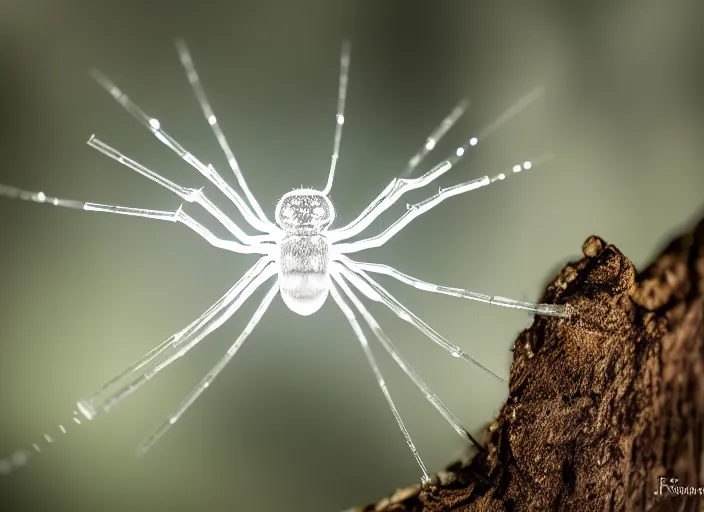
[0,39,568,482]
[275,188,334,315]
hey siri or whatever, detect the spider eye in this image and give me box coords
[313,207,324,217]
[283,208,294,218]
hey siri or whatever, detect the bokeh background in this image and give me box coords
[1,1,703,511]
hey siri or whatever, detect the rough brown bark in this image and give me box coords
[356,214,704,512]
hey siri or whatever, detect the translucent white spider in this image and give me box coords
[0,40,567,482]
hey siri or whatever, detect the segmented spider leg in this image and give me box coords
[137,280,280,456]
[173,40,270,225]
[91,261,271,410]
[328,86,544,243]
[0,184,85,209]
[0,184,269,254]
[321,40,351,196]
[76,258,277,421]
[335,153,553,254]
[332,271,484,451]
[335,259,506,382]
[399,97,470,179]
[329,282,431,484]
[88,136,274,246]
[0,260,276,474]
[343,257,568,318]
[327,159,453,243]
[90,70,275,234]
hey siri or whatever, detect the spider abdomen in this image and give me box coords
[278,234,331,316]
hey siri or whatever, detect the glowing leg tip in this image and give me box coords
[76,400,96,420]
[542,303,570,318]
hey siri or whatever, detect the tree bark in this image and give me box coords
[356,214,704,512]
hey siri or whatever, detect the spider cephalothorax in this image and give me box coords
[274,188,335,234]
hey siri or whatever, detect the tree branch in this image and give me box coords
[356,214,704,512]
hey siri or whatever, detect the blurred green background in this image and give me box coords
[1,1,703,511]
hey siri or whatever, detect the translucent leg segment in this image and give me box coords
[347,259,568,318]
[88,136,275,246]
[328,160,453,243]
[0,183,270,255]
[399,97,470,179]
[76,258,277,420]
[335,153,553,254]
[137,280,280,456]
[328,87,545,244]
[333,260,506,382]
[0,184,85,209]
[90,69,276,235]
[321,40,351,196]
[332,272,483,450]
[86,202,271,254]
[173,40,270,225]
[329,282,431,484]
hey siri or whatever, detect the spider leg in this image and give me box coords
[341,256,568,318]
[329,282,431,484]
[76,257,277,421]
[90,70,275,234]
[328,86,544,244]
[321,40,351,196]
[88,136,275,246]
[331,271,484,451]
[0,184,271,255]
[334,259,506,382]
[334,153,553,254]
[172,41,270,226]
[137,279,280,455]
[399,97,470,179]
